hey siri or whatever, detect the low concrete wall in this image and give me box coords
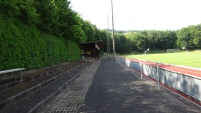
[116,57,201,102]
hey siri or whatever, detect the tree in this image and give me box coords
[97,30,110,52]
[115,34,131,53]
[135,32,148,51]
[0,0,19,17]
[126,31,148,51]
[190,24,201,48]
[33,0,85,42]
[81,20,96,42]
[176,28,194,49]
[155,30,177,49]
[17,0,39,25]
[126,32,138,50]
[163,30,177,49]
[147,30,158,49]
[33,0,58,34]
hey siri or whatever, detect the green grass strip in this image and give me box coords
[121,51,201,68]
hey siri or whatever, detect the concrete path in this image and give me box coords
[79,58,200,113]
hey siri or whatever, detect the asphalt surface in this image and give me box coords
[79,58,201,113]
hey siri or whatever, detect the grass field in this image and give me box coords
[120,50,201,68]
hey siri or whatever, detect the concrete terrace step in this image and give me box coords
[0,62,90,113]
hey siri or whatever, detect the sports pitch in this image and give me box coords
[121,51,201,68]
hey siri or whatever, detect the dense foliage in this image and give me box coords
[126,30,177,51]
[115,34,131,53]
[0,0,108,70]
[0,15,81,70]
[116,24,201,52]
[0,0,94,43]
[176,24,201,49]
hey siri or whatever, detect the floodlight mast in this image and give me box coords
[107,15,110,58]
[111,0,116,61]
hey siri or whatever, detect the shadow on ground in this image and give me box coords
[79,59,199,113]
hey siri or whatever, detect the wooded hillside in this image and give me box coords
[116,24,201,53]
[0,0,108,70]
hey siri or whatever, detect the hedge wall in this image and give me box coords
[0,15,81,70]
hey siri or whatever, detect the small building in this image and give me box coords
[78,41,103,58]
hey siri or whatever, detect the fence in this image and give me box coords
[167,49,180,53]
[116,57,201,105]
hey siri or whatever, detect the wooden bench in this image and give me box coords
[0,68,26,81]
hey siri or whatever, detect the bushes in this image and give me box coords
[0,0,107,70]
[0,15,80,70]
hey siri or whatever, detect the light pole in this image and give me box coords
[111,0,116,61]
[107,15,110,58]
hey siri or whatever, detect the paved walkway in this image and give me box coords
[79,58,200,113]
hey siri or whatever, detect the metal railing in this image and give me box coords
[116,57,201,106]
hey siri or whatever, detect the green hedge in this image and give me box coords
[0,15,81,70]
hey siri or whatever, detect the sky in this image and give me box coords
[69,0,201,31]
